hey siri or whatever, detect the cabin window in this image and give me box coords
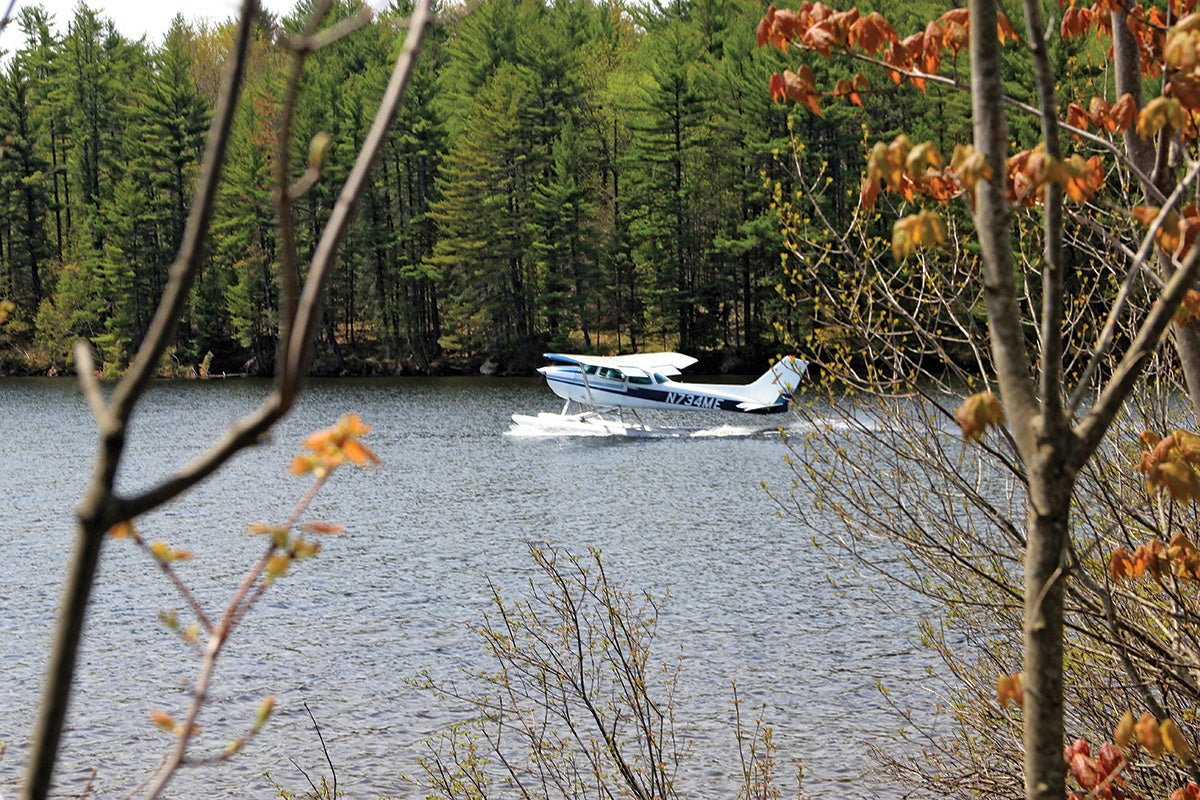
[598,367,624,381]
[628,374,652,385]
[584,365,598,375]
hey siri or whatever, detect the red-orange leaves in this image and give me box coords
[291,413,380,477]
[832,73,870,106]
[995,10,1019,43]
[1131,204,1200,258]
[851,11,895,54]
[1068,94,1138,136]
[1137,429,1200,502]
[1110,540,1168,582]
[954,391,1005,442]
[760,5,1017,108]
[1061,4,1092,38]
[1063,738,1127,799]
[757,6,802,49]
[770,66,822,115]
[996,672,1023,708]
[1007,147,1103,206]
[1058,155,1105,202]
[949,144,992,205]
[1171,785,1200,800]
[892,211,947,260]
[759,2,858,53]
[1178,289,1200,325]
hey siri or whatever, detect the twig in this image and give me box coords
[303,700,338,799]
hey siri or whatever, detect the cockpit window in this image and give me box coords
[653,373,670,384]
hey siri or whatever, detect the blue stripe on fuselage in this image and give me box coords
[543,370,787,413]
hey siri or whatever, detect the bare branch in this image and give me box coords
[1075,237,1200,464]
[1068,160,1200,416]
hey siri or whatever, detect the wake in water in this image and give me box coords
[505,411,784,439]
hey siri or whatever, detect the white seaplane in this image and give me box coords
[509,351,807,437]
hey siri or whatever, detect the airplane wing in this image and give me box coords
[543,352,699,376]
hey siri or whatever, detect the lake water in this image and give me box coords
[0,377,940,799]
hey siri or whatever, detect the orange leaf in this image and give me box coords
[769,72,786,103]
[954,391,1005,442]
[342,438,380,467]
[1163,718,1193,759]
[1138,713,1166,756]
[1151,459,1200,502]
[997,672,1024,708]
[1115,709,1136,748]
[859,176,881,210]
[852,11,895,54]
[1061,5,1091,38]
[1067,103,1090,133]
[267,553,291,578]
[756,12,772,47]
[996,11,1019,43]
[301,522,344,534]
[1111,547,1134,582]
[1170,72,1200,109]
[151,710,177,732]
[291,453,320,475]
[1177,289,1200,325]
[109,521,136,540]
[1111,93,1137,131]
[803,24,837,56]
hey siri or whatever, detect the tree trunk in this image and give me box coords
[971,1,1069,797]
[1023,464,1074,800]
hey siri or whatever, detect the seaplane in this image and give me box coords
[509,352,807,437]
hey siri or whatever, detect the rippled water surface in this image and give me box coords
[0,377,941,798]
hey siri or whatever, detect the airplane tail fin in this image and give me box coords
[743,355,807,406]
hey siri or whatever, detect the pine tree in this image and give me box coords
[0,55,52,309]
[622,15,707,352]
[429,62,539,364]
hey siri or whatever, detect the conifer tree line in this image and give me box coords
[0,0,851,376]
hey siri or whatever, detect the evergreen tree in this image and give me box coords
[0,52,52,309]
[622,16,707,352]
[531,120,598,349]
[429,62,539,364]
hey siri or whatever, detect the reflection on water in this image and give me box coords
[0,377,941,798]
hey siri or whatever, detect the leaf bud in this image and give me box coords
[308,131,332,172]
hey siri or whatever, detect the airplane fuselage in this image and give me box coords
[539,364,791,414]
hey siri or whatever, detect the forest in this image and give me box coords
[0,0,969,377]
[16,0,1200,798]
